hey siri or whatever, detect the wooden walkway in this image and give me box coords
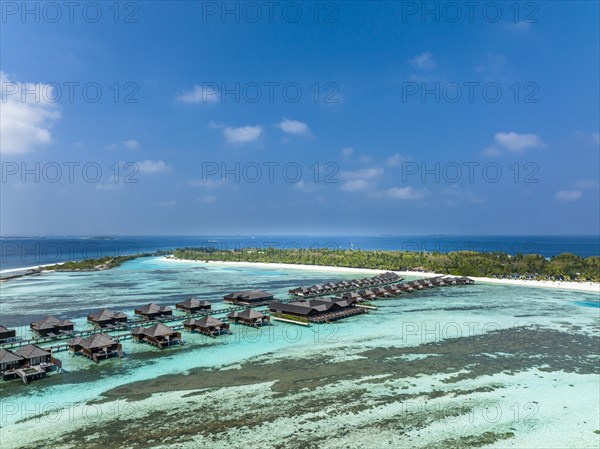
[290,279,406,299]
[1,304,275,352]
[1,277,472,351]
[289,277,468,300]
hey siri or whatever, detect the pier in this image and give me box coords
[0,275,474,351]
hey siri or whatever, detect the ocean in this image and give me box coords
[0,257,598,448]
[1,235,599,272]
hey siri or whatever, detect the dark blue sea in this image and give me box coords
[1,235,598,272]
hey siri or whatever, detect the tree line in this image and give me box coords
[172,248,600,282]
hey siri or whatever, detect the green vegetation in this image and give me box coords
[42,254,151,271]
[271,313,309,323]
[172,248,600,282]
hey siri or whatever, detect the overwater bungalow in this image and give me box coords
[68,333,123,362]
[289,272,404,300]
[131,323,181,348]
[421,279,434,288]
[223,290,274,305]
[30,316,75,337]
[457,276,475,285]
[408,281,425,290]
[442,277,458,285]
[399,284,414,292]
[87,309,128,328]
[13,344,53,365]
[377,271,400,281]
[270,297,366,324]
[176,298,212,314]
[342,291,362,301]
[183,316,230,337]
[357,289,377,300]
[0,349,24,373]
[372,287,391,298]
[384,285,401,295]
[134,303,173,321]
[227,308,270,327]
[0,325,16,342]
[6,344,59,384]
[430,277,446,286]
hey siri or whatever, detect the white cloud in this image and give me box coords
[136,160,172,174]
[122,139,139,150]
[339,168,383,180]
[494,132,544,152]
[475,53,508,75]
[339,168,384,192]
[156,200,176,207]
[483,132,544,155]
[106,139,139,151]
[276,118,310,135]
[341,147,354,158]
[384,186,429,200]
[223,125,262,144]
[409,52,435,70]
[556,190,582,202]
[575,179,599,189]
[341,179,371,192]
[294,180,320,192]
[386,153,409,166]
[482,146,501,157]
[0,71,61,155]
[177,85,219,104]
[575,131,600,146]
[442,184,485,205]
[198,195,217,204]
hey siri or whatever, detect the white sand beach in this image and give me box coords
[161,257,600,294]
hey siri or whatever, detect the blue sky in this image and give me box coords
[1,1,599,236]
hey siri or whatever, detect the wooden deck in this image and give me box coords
[1,277,473,354]
[308,307,367,324]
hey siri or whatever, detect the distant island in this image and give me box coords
[42,254,145,271]
[3,248,598,284]
[171,248,600,282]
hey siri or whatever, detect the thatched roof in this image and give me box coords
[13,344,50,359]
[69,333,116,349]
[31,316,74,330]
[177,298,211,308]
[184,316,224,327]
[135,303,172,314]
[133,323,177,337]
[88,309,127,321]
[0,348,24,364]
[228,308,265,320]
[224,291,273,301]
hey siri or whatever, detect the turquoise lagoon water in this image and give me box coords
[0,257,598,448]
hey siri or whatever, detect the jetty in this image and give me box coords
[228,308,271,327]
[131,323,182,349]
[0,272,475,384]
[183,316,230,337]
[0,345,61,384]
[87,309,128,328]
[68,333,123,362]
[224,290,274,306]
[270,296,367,324]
